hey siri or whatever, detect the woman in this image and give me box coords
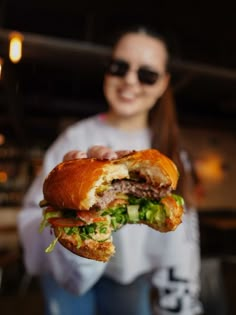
[18,26,203,315]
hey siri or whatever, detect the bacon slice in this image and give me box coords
[76,210,107,224]
[48,218,85,227]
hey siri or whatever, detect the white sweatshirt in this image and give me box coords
[18,114,203,314]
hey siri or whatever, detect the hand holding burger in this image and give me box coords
[39,146,184,262]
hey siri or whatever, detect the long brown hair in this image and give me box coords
[150,86,198,207]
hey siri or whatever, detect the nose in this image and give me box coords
[123,68,139,85]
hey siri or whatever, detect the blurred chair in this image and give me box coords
[0,207,23,294]
[199,209,236,315]
[0,229,20,293]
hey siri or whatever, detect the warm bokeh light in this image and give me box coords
[0,57,3,79]
[0,171,8,183]
[195,151,226,183]
[0,133,5,145]
[9,32,24,63]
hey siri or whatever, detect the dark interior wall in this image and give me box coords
[2,0,236,65]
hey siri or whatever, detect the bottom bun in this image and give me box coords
[54,227,115,262]
[142,218,181,233]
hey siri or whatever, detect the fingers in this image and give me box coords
[63,150,87,161]
[87,145,118,160]
[62,147,133,162]
[116,150,134,158]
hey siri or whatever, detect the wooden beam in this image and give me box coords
[1,28,236,80]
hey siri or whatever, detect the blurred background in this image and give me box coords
[0,1,236,314]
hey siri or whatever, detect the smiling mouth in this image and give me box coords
[119,90,136,101]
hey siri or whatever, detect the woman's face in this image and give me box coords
[103,33,170,119]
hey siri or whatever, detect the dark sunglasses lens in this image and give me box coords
[107,60,129,77]
[138,69,159,85]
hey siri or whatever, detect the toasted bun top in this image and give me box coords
[43,149,179,211]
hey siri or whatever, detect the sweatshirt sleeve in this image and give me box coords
[17,128,107,296]
[151,209,204,315]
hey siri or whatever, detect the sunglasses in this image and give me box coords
[106,58,164,85]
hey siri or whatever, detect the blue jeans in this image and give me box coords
[40,274,153,315]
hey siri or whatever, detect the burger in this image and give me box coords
[39,149,184,262]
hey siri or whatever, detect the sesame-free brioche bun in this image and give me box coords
[41,149,183,262]
[43,149,179,211]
